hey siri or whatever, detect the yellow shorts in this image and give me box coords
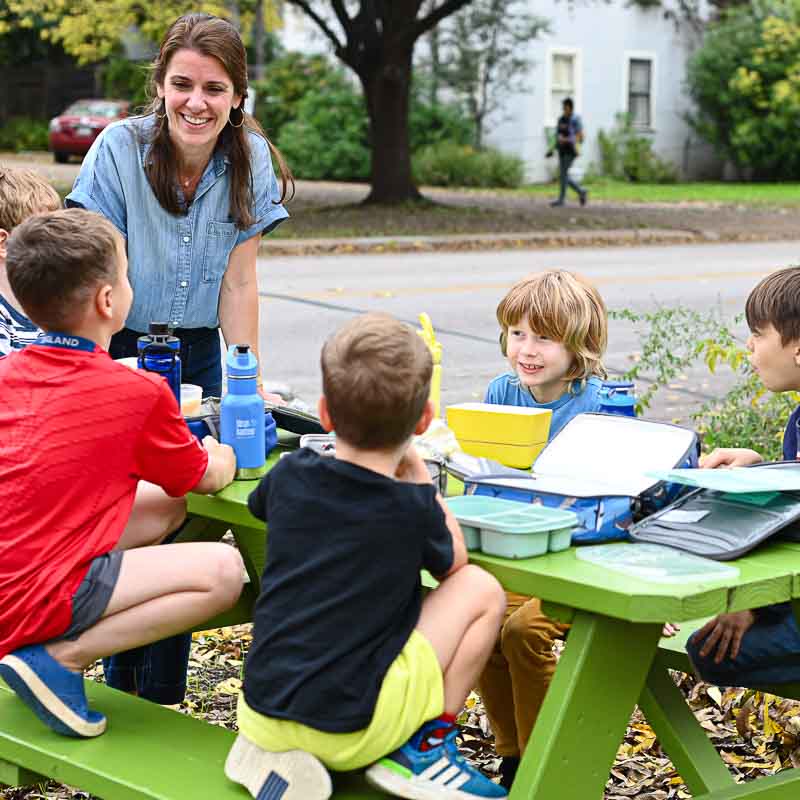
[237,629,443,772]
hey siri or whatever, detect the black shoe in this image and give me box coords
[499,756,520,790]
[579,190,588,206]
[549,200,565,207]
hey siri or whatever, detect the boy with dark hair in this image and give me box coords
[0,208,243,738]
[225,312,508,800]
[687,266,800,684]
[0,167,62,354]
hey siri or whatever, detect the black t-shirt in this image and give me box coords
[242,448,454,733]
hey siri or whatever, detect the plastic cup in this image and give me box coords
[181,384,203,417]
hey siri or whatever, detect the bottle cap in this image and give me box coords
[226,343,259,379]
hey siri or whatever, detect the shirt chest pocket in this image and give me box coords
[201,221,238,283]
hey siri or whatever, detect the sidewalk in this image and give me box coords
[259,226,791,257]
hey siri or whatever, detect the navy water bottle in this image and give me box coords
[220,344,266,479]
[598,380,637,417]
[137,322,181,403]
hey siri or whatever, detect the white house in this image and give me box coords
[484,0,720,181]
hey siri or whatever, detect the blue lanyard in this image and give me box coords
[34,332,96,353]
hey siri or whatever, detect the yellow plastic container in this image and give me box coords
[445,403,552,469]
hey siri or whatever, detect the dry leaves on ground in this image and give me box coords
[4,629,800,799]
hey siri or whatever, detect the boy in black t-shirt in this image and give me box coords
[225,313,508,800]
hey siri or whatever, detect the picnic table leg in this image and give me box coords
[0,758,46,789]
[638,653,734,795]
[509,609,662,800]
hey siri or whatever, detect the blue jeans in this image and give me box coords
[557,151,585,203]
[106,326,223,703]
[686,603,800,686]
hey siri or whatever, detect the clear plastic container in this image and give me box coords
[445,495,578,558]
[180,384,203,417]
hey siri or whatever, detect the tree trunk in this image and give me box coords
[360,46,421,205]
[253,0,266,81]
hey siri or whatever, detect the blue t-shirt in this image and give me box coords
[484,374,604,440]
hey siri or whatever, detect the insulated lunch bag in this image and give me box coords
[447,413,700,544]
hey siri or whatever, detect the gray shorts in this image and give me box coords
[56,551,124,642]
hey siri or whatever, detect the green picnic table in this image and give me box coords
[3,434,800,799]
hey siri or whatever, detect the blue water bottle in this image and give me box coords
[220,344,266,480]
[598,380,637,417]
[137,322,181,403]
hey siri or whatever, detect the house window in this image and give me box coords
[628,58,652,128]
[550,52,576,123]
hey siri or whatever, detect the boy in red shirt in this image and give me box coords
[0,208,243,738]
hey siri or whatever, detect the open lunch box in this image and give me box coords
[446,413,700,545]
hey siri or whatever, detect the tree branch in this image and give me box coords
[411,0,475,42]
[284,0,345,52]
[329,0,352,34]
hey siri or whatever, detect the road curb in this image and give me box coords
[258,228,795,257]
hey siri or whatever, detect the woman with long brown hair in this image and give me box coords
[67,12,293,706]
[68,12,292,398]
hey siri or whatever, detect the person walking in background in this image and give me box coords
[547,98,587,208]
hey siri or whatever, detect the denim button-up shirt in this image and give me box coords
[66,115,288,331]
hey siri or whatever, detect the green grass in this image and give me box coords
[519,179,800,206]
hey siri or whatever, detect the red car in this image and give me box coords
[48,99,130,163]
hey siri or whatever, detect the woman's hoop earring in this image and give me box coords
[228,106,245,128]
[155,98,167,120]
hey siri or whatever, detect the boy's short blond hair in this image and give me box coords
[497,270,608,383]
[7,209,122,332]
[0,168,61,232]
[321,313,433,450]
[745,267,800,345]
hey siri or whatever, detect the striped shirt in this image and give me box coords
[0,295,40,357]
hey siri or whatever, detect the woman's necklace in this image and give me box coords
[179,171,202,191]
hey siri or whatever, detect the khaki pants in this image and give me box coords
[477,592,570,757]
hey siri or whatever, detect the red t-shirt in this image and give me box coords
[0,336,209,657]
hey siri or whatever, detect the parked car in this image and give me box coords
[48,99,130,163]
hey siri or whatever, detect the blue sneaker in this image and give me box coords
[365,728,507,799]
[0,644,106,738]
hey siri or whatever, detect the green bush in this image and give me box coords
[409,94,475,151]
[613,306,796,460]
[686,1,800,179]
[252,53,341,143]
[413,141,524,188]
[102,56,149,110]
[0,117,49,152]
[597,114,677,183]
[275,80,370,181]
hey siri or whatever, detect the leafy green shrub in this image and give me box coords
[252,53,341,143]
[102,56,149,110]
[686,1,800,179]
[613,306,797,460]
[0,117,49,151]
[275,80,370,181]
[413,141,524,188]
[597,114,677,183]
[409,96,474,151]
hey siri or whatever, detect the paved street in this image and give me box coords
[257,239,800,423]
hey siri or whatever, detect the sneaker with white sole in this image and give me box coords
[0,644,106,738]
[365,728,507,799]
[224,733,332,800]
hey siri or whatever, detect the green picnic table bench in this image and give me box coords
[4,436,800,800]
